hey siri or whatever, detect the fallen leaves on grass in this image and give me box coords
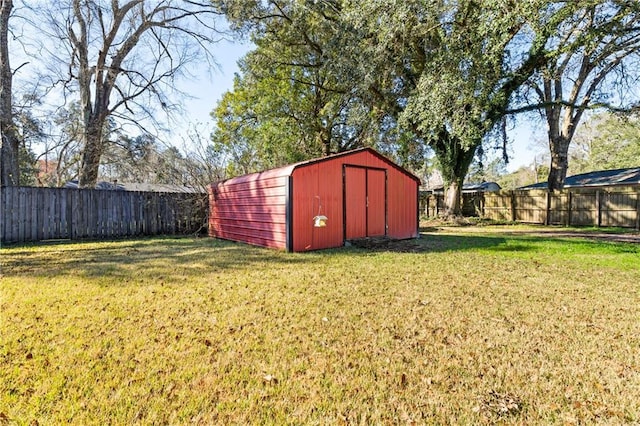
[263,374,278,385]
[2,234,639,424]
[475,390,522,418]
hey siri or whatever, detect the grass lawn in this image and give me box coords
[1,226,639,424]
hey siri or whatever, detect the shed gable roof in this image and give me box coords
[211,147,421,187]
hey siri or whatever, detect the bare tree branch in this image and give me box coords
[26,0,224,187]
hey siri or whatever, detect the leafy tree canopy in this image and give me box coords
[214,1,639,214]
[211,0,429,176]
[570,112,640,173]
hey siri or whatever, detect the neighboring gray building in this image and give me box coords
[64,180,205,193]
[429,181,501,194]
[519,167,640,190]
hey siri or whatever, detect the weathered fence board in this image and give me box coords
[482,189,639,229]
[422,188,640,230]
[1,186,207,244]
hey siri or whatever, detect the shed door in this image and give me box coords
[344,166,387,239]
[367,169,386,236]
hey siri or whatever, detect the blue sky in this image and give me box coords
[169,39,250,143]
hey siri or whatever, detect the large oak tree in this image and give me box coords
[215,1,638,214]
[519,1,640,190]
[346,0,591,215]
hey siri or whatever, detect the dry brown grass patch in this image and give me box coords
[1,231,639,424]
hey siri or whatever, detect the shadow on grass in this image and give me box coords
[415,233,510,253]
[336,230,639,255]
[3,233,517,282]
[413,231,639,255]
[1,236,312,281]
[4,231,636,282]
[325,233,513,254]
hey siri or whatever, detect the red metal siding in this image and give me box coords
[208,173,290,249]
[344,166,386,239]
[291,160,345,251]
[386,171,419,239]
[367,168,386,236]
[338,150,418,241]
[344,167,367,239]
[292,149,419,251]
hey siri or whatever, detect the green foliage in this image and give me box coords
[496,164,549,190]
[9,105,46,186]
[214,1,550,199]
[213,1,637,211]
[17,145,38,186]
[211,1,377,175]
[570,112,640,174]
[211,64,326,174]
[343,0,558,212]
[398,2,513,146]
[466,157,508,184]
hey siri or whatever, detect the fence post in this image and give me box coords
[636,191,640,231]
[425,195,430,218]
[544,191,551,226]
[567,191,572,227]
[596,190,602,227]
[510,191,516,222]
[0,187,4,244]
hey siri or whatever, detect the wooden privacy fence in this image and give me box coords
[422,188,640,229]
[421,192,484,218]
[483,189,640,229]
[1,186,208,244]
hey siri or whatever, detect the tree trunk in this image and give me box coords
[444,179,463,216]
[432,130,478,217]
[0,0,19,186]
[78,120,105,187]
[318,125,331,156]
[547,134,571,192]
[0,118,19,187]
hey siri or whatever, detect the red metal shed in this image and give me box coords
[208,148,420,252]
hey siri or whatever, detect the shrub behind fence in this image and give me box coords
[1,186,207,244]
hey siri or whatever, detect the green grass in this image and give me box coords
[1,228,639,424]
